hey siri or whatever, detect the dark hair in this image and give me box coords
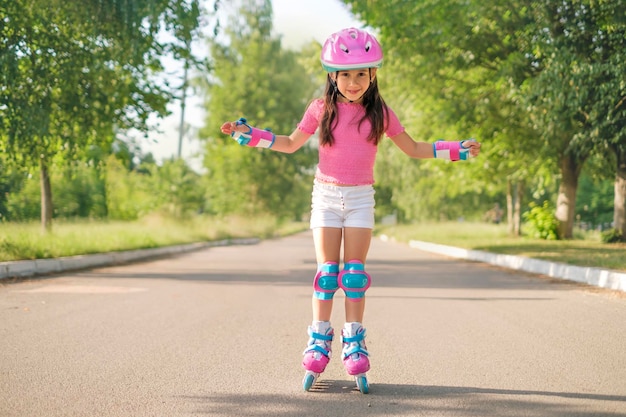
[319,73,389,147]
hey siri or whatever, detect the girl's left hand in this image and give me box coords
[463,139,481,157]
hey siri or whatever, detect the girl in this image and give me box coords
[220,27,481,393]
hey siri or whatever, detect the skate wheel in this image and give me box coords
[303,372,317,391]
[355,375,369,394]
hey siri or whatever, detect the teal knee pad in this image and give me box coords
[338,260,371,301]
[313,262,339,300]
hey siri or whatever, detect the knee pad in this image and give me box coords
[313,262,340,300]
[338,260,371,302]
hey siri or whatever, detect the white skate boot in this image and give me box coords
[301,321,334,391]
[342,322,370,394]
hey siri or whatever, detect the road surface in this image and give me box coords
[1,231,625,416]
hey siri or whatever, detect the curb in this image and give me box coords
[398,238,626,292]
[5,235,624,293]
[0,238,260,281]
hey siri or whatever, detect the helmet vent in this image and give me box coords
[365,41,371,52]
[340,43,349,53]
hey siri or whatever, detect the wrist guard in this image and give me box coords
[231,118,275,148]
[433,139,474,161]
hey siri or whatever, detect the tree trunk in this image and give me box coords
[615,149,626,236]
[555,153,581,239]
[40,159,53,233]
[506,178,514,235]
[514,180,524,236]
[506,178,523,236]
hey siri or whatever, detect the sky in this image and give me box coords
[141,0,362,167]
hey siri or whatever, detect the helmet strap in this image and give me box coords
[330,72,353,103]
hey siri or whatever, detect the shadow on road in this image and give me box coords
[181,382,626,417]
[76,255,576,292]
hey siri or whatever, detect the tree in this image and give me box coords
[198,0,317,220]
[0,0,202,231]
[343,0,542,226]
[581,1,626,239]
[343,0,625,238]
[522,0,626,238]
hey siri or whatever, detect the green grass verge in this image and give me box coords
[375,222,626,272]
[2,218,624,273]
[0,215,308,262]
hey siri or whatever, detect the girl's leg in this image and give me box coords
[312,226,343,321]
[342,227,372,322]
[302,226,342,390]
[340,227,372,392]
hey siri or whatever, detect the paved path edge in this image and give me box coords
[398,236,626,292]
[2,235,624,293]
[0,238,260,281]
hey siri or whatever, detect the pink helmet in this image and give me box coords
[320,28,383,72]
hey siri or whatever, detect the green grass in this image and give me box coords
[2,218,624,273]
[375,222,626,272]
[0,215,308,262]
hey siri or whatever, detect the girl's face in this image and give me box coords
[332,68,377,103]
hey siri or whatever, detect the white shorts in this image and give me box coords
[309,179,376,229]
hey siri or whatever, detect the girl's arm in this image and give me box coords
[220,119,312,154]
[389,131,481,160]
[268,129,312,154]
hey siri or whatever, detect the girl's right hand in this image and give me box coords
[220,121,249,136]
[220,118,276,149]
[220,121,235,135]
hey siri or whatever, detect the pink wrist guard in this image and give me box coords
[231,118,275,148]
[433,140,471,161]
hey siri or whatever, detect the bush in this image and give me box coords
[523,201,560,240]
[601,228,624,243]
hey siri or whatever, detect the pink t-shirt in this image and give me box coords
[297,99,405,185]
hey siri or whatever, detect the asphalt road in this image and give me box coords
[1,231,625,417]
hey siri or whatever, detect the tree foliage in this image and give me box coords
[520,0,626,238]
[0,0,620,241]
[198,0,317,220]
[343,0,626,237]
[342,0,539,222]
[0,0,203,230]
